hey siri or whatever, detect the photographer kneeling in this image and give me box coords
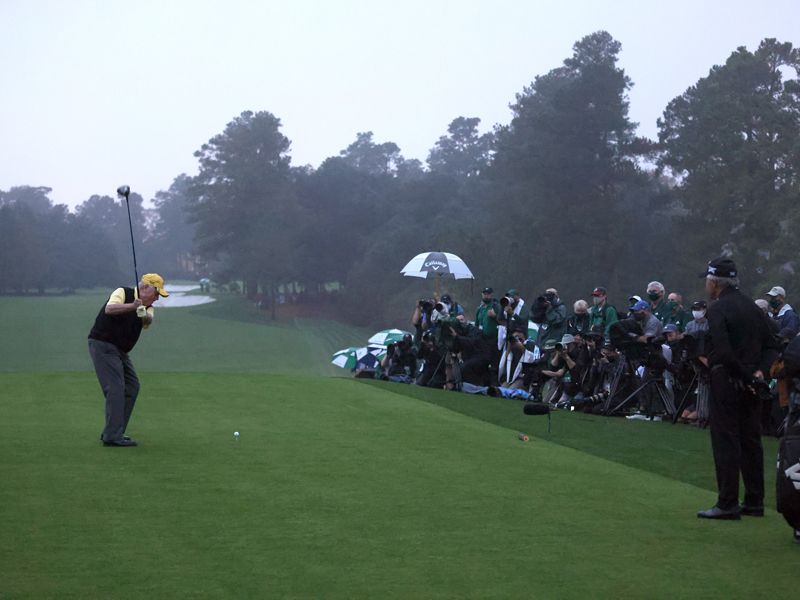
[547,334,590,406]
[381,334,417,384]
[415,331,446,388]
[498,331,537,390]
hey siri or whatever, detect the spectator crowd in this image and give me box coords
[369,280,799,432]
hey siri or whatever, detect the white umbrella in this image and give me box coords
[368,329,411,346]
[331,347,370,369]
[401,251,474,296]
[401,251,474,280]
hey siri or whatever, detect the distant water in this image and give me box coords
[157,285,215,308]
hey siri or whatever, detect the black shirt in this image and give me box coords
[707,286,779,381]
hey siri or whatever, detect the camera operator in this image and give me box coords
[498,331,537,390]
[548,334,591,404]
[536,288,567,349]
[411,298,436,345]
[443,317,491,384]
[631,300,664,341]
[576,329,605,400]
[661,323,684,396]
[415,331,446,388]
[567,300,592,336]
[380,334,417,384]
[496,288,528,349]
[678,303,711,424]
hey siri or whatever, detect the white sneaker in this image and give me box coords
[651,416,663,422]
[626,413,648,421]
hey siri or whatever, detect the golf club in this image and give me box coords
[116,185,142,312]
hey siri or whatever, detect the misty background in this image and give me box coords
[1,1,799,326]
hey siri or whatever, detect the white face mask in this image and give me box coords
[692,310,705,320]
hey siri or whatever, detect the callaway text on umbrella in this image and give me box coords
[400,251,474,296]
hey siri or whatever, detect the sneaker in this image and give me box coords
[794,529,800,544]
[626,413,649,421]
[651,416,663,422]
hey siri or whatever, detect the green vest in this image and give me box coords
[475,300,501,338]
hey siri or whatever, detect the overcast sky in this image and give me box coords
[1,0,798,208]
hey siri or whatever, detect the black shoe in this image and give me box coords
[100,435,132,441]
[697,506,741,520]
[102,438,137,447]
[739,504,764,517]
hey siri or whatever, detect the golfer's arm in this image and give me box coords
[104,288,135,316]
[105,302,137,315]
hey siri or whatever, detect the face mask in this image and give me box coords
[592,296,603,306]
[692,310,705,320]
[768,298,781,309]
[648,292,661,301]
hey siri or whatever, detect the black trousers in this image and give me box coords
[709,367,764,510]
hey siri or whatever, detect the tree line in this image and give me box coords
[2,32,798,328]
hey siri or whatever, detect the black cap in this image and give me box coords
[482,287,493,294]
[441,294,452,303]
[700,257,737,278]
[592,286,607,296]
[691,300,707,310]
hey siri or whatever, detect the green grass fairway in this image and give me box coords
[1,293,797,598]
[0,291,367,375]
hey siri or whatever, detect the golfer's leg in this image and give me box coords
[708,369,741,510]
[121,353,140,434]
[739,390,764,507]
[89,340,126,442]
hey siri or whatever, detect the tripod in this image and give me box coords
[602,353,677,418]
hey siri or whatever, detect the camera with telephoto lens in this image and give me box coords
[554,342,564,352]
[500,296,514,308]
[418,299,434,313]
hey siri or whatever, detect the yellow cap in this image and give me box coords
[141,273,169,297]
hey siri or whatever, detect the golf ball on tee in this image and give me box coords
[234,431,240,438]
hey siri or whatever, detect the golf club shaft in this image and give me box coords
[124,196,139,289]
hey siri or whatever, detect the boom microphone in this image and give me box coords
[523,402,550,415]
[523,402,552,433]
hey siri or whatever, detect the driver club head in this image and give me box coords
[116,185,131,199]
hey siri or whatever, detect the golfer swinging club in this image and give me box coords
[88,273,168,446]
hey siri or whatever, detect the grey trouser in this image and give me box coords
[88,339,140,442]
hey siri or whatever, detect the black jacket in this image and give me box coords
[707,286,779,382]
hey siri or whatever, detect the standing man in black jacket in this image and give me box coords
[697,258,779,519]
[88,274,168,447]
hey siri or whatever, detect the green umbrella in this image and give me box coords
[331,347,370,369]
[368,329,411,346]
